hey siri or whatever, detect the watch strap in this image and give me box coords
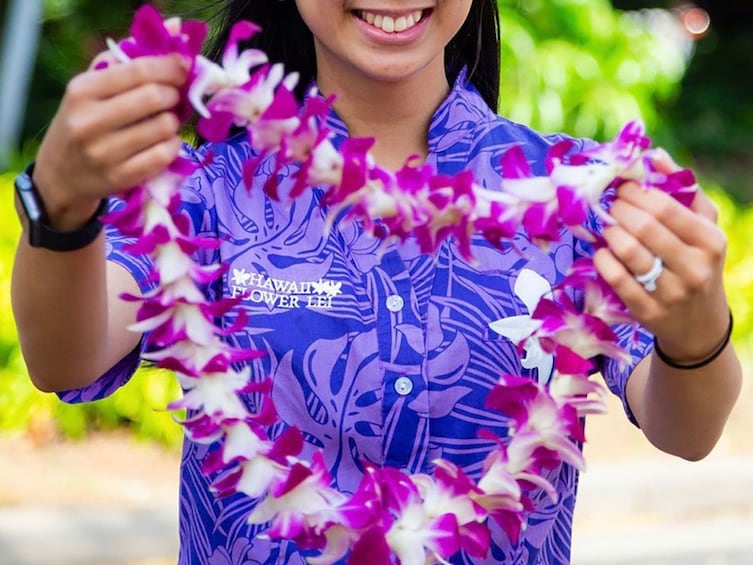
[14,162,108,252]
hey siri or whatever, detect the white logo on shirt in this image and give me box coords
[229,268,342,310]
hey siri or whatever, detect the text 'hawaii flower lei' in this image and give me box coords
[103,5,699,564]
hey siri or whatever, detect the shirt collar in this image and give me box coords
[316,67,492,171]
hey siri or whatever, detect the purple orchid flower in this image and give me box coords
[247,451,350,548]
[108,4,207,122]
[207,424,302,499]
[189,21,268,118]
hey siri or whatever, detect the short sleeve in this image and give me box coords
[599,323,654,425]
[57,343,142,404]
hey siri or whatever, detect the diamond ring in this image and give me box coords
[634,256,663,293]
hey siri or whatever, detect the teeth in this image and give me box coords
[359,9,424,33]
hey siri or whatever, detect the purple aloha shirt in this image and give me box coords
[60,71,653,564]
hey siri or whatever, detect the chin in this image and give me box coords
[349,55,444,86]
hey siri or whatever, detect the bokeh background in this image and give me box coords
[0,1,751,563]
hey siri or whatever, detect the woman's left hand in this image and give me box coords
[593,151,731,363]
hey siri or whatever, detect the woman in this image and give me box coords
[11,1,741,562]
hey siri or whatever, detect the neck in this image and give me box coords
[316,63,450,171]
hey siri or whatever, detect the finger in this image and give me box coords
[69,54,191,101]
[616,182,720,249]
[103,137,184,190]
[647,149,718,224]
[601,220,685,299]
[688,187,720,223]
[608,196,724,294]
[609,194,687,266]
[649,148,682,174]
[71,83,183,138]
[593,247,662,320]
[602,217,657,279]
[83,112,181,167]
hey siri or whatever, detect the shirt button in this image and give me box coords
[394,376,414,396]
[386,294,405,312]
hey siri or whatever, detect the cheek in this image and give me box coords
[294,0,336,35]
[442,0,474,39]
[450,0,474,19]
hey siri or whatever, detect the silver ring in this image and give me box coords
[634,256,663,293]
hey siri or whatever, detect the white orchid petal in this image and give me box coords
[127,311,172,333]
[488,316,539,342]
[282,71,300,91]
[224,422,268,462]
[237,457,284,499]
[500,176,557,202]
[514,269,552,313]
[105,38,131,63]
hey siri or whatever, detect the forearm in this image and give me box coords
[11,236,140,392]
[627,343,742,461]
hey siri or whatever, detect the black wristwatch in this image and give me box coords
[14,162,108,251]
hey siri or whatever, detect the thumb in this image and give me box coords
[649,147,682,174]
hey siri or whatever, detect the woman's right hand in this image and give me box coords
[33,52,192,231]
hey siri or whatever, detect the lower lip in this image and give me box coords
[351,11,431,45]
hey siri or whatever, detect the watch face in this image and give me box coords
[15,170,44,223]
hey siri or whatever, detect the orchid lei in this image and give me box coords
[103,6,699,564]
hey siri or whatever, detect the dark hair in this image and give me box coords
[205,0,500,110]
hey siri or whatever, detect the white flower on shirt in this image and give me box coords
[231,268,252,286]
[488,269,554,385]
[312,279,343,297]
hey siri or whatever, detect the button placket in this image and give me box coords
[373,250,429,470]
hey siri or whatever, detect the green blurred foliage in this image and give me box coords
[497,0,688,146]
[669,30,753,204]
[18,0,174,149]
[712,187,753,343]
[611,2,753,203]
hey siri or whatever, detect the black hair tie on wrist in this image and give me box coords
[653,309,734,370]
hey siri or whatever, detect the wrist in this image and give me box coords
[653,309,734,370]
[30,163,102,231]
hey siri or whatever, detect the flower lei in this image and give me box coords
[103,6,699,564]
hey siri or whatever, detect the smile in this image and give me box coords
[355,9,426,33]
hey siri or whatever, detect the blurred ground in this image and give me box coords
[0,432,179,565]
[573,377,753,565]
[0,362,750,565]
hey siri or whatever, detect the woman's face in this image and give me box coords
[294,0,472,92]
